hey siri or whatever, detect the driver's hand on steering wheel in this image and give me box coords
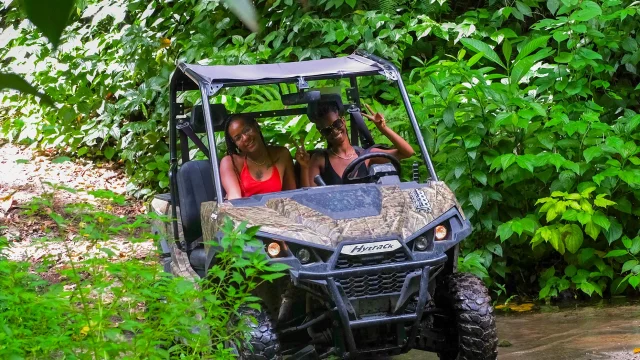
[361,103,386,130]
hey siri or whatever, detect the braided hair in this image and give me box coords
[223,114,272,187]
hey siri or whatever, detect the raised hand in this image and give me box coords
[294,136,311,168]
[361,103,386,129]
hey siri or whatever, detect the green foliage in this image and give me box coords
[0,187,284,359]
[2,0,640,300]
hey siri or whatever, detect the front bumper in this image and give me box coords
[285,209,472,356]
[291,247,445,356]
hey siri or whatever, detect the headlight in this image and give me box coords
[414,236,430,251]
[435,225,448,240]
[296,248,311,263]
[267,242,281,257]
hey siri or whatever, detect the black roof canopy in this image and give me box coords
[171,53,393,91]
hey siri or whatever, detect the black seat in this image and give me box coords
[189,103,228,133]
[176,103,229,276]
[176,160,217,276]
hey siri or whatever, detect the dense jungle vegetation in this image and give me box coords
[2,0,640,305]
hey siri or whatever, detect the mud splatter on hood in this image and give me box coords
[201,182,462,248]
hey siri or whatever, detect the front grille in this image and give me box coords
[335,248,408,269]
[336,271,408,298]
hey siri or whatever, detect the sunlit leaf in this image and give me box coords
[460,38,506,68]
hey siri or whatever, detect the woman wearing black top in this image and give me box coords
[296,101,415,186]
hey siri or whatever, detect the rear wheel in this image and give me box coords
[233,307,282,360]
[436,273,498,360]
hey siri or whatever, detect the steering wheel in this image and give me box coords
[341,152,402,184]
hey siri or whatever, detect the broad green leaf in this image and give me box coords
[345,0,356,8]
[521,217,537,233]
[23,0,75,48]
[503,39,512,63]
[443,102,456,127]
[490,29,518,44]
[629,275,640,289]
[576,212,591,225]
[547,0,560,14]
[604,249,628,258]
[261,273,286,281]
[564,224,583,253]
[583,146,603,163]
[468,52,484,67]
[0,73,54,106]
[594,196,616,208]
[496,223,514,242]
[592,211,610,231]
[604,217,622,244]
[630,237,640,255]
[570,1,602,22]
[620,141,638,159]
[554,52,573,63]
[464,134,482,148]
[539,284,551,299]
[486,242,503,257]
[511,56,536,84]
[468,189,483,211]
[52,156,71,163]
[460,38,506,69]
[515,1,532,17]
[585,221,600,240]
[579,248,595,264]
[605,136,624,153]
[104,147,116,160]
[472,170,487,185]
[515,36,550,63]
[623,236,633,249]
[548,228,564,254]
[264,262,290,272]
[578,48,603,60]
[516,154,536,173]
[564,265,577,277]
[501,153,517,170]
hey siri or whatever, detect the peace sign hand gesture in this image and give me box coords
[361,103,386,130]
[294,136,311,168]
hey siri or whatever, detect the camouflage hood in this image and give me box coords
[201,182,463,248]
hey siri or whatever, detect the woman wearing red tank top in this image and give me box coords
[220,114,297,200]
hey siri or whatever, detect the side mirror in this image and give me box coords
[281,90,321,105]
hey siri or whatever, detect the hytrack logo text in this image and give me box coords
[350,243,394,254]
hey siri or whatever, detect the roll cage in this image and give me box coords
[168,51,439,235]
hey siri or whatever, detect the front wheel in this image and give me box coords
[436,273,498,360]
[232,307,282,360]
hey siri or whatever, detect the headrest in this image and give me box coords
[307,94,344,123]
[189,104,228,133]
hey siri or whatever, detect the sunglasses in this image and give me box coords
[318,119,344,137]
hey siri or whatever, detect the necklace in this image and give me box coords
[246,155,268,166]
[329,148,356,160]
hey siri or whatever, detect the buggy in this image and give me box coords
[150,51,498,359]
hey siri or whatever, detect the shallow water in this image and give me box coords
[395,301,640,360]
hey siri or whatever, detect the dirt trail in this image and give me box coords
[0,143,153,268]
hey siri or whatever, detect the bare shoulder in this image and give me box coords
[310,149,325,167]
[269,145,292,161]
[221,154,242,170]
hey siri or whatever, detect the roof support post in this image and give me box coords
[169,74,182,246]
[395,73,439,181]
[199,82,225,204]
[355,51,439,181]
